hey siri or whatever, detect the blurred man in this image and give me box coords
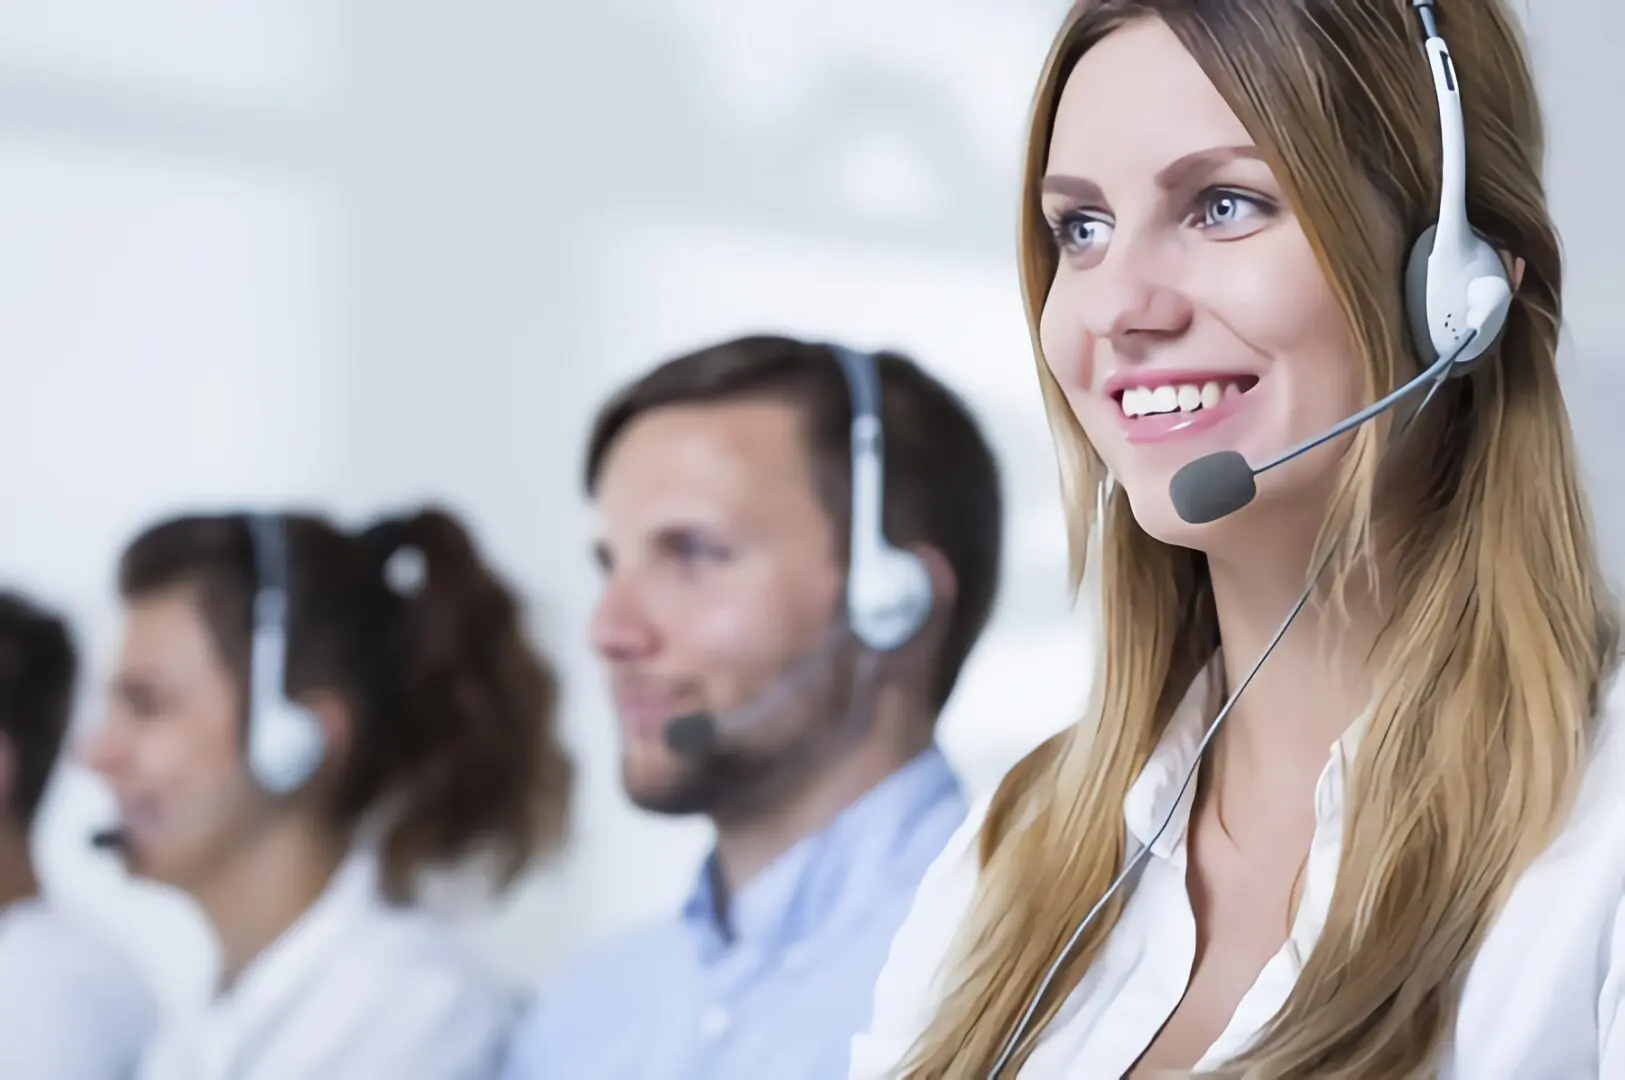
[502,335,1004,1079]
[0,590,157,1078]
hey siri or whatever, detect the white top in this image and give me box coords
[138,851,518,1080]
[0,896,158,1079]
[852,662,1625,1078]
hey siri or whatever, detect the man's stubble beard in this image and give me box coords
[624,636,877,821]
[626,656,871,823]
[624,721,834,821]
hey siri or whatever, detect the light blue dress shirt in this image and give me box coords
[501,746,967,1080]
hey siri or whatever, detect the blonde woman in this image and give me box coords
[850,1,1624,1077]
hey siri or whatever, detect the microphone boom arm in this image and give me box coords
[1252,334,1471,479]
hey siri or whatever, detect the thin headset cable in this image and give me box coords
[984,336,1467,1078]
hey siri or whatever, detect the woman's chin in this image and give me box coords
[1124,498,1235,553]
[123,849,183,889]
[124,836,219,894]
[1118,470,1339,565]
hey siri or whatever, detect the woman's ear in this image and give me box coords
[1499,250,1526,293]
[301,690,352,774]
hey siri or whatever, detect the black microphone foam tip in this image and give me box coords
[1169,450,1257,525]
[663,713,719,757]
[89,827,128,850]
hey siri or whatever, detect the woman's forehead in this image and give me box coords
[1046,19,1253,188]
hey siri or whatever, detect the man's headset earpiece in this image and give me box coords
[1403,0,1513,375]
[242,513,327,795]
[830,346,934,652]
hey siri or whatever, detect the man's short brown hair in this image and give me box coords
[585,334,1003,712]
[0,591,77,826]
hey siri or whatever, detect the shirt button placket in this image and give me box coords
[698,1002,731,1041]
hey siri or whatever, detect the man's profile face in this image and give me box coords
[589,398,847,814]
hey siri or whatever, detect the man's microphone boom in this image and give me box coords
[664,713,719,757]
[659,628,848,759]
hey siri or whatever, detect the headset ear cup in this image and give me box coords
[891,551,933,645]
[848,549,933,652]
[249,702,326,794]
[1404,224,1439,367]
[1405,223,1511,377]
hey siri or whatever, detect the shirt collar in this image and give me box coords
[0,894,40,920]
[681,744,961,960]
[204,849,379,1034]
[1122,656,1373,859]
[0,896,43,943]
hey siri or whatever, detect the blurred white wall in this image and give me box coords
[1,0,1619,1022]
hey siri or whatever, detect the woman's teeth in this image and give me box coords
[1120,380,1247,418]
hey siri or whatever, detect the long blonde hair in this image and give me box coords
[896,1,1619,1076]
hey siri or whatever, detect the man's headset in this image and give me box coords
[661,346,936,757]
[831,346,936,651]
[986,3,1513,1074]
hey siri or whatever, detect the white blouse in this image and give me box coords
[138,850,518,1080]
[852,663,1625,1078]
[0,898,157,1079]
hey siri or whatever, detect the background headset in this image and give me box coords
[829,345,935,652]
[88,516,325,848]
[988,3,1513,1073]
[659,345,936,757]
[243,513,327,795]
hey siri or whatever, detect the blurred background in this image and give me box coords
[1,0,1615,1021]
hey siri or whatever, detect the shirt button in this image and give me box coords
[699,1004,731,1040]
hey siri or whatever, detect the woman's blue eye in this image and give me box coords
[1053,213,1114,253]
[1198,189,1269,230]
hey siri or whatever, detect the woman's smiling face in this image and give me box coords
[1037,16,1368,548]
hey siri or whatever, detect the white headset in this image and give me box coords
[243,514,327,794]
[830,346,935,651]
[985,4,1512,1074]
[1403,0,1513,373]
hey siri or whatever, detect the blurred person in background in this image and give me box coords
[0,589,157,1079]
[501,334,1004,1079]
[83,508,574,1080]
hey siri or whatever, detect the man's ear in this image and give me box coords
[0,734,16,817]
[906,543,957,646]
[912,544,956,610]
